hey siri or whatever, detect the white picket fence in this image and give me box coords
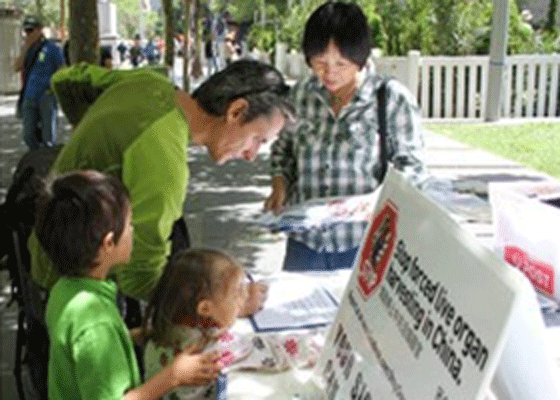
[274,44,560,120]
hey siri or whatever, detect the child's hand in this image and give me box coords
[238,281,269,317]
[172,346,222,386]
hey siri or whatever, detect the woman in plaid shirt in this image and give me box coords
[265,2,426,271]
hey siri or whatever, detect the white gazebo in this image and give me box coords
[98,0,118,46]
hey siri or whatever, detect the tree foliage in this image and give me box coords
[270,0,550,56]
[247,23,276,53]
[116,0,161,39]
[13,0,61,30]
[546,0,558,32]
[14,0,559,58]
[276,0,379,50]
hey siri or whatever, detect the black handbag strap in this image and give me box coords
[23,39,46,82]
[376,79,389,183]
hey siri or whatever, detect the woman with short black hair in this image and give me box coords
[265,2,426,271]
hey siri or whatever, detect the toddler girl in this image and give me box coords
[143,248,249,399]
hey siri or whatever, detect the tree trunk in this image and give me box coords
[69,0,98,64]
[546,0,557,31]
[60,0,66,40]
[162,0,174,68]
[183,0,192,92]
[191,0,203,79]
[35,0,43,20]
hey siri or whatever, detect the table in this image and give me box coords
[225,183,560,400]
[228,270,350,400]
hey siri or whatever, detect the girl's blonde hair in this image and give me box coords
[144,248,242,346]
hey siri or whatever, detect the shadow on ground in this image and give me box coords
[185,147,286,273]
[0,108,285,273]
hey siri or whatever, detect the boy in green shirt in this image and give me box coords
[37,170,222,400]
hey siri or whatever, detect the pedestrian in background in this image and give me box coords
[204,28,218,75]
[100,46,113,69]
[117,41,128,64]
[14,15,64,150]
[144,39,160,66]
[129,34,144,68]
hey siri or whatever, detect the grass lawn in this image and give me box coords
[425,121,560,179]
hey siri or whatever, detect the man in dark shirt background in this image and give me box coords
[14,15,64,150]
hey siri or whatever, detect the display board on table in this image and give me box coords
[310,168,559,400]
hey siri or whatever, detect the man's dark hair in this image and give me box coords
[303,2,371,69]
[192,59,294,123]
[35,170,130,277]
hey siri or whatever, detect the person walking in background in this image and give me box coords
[117,41,128,64]
[144,39,160,66]
[13,15,64,150]
[213,12,227,69]
[224,31,239,66]
[129,34,144,68]
[204,27,218,75]
[100,46,113,69]
[264,2,426,271]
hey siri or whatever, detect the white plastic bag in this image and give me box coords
[489,180,560,302]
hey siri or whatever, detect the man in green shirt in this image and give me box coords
[29,60,293,315]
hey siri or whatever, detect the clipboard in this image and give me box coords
[248,274,339,333]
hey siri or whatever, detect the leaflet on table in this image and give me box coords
[249,274,339,332]
[253,192,380,232]
[308,168,560,400]
[212,330,325,374]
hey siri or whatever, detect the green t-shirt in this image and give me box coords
[29,67,190,300]
[46,277,141,400]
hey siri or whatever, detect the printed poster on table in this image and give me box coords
[313,168,527,400]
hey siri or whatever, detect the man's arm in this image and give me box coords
[13,41,31,72]
[14,30,43,72]
[13,48,26,72]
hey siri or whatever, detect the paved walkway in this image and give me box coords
[0,92,554,398]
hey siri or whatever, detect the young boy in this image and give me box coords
[36,170,222,400]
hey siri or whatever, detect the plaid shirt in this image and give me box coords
[270,72,425,253]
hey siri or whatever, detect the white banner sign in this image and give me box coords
[314,169,527,400]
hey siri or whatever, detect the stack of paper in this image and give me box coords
[253,192,379,233]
